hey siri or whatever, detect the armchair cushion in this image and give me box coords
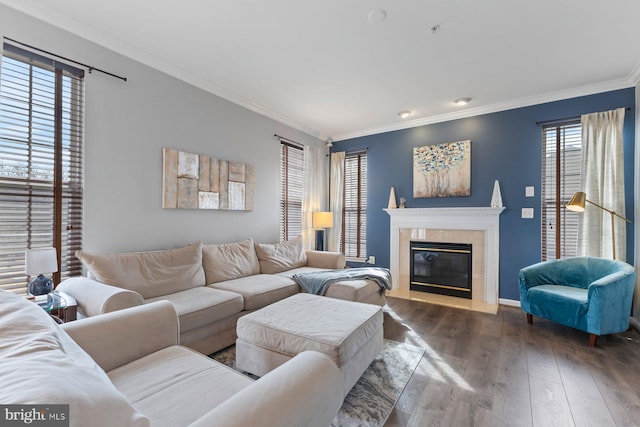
[108,346,253,427]
[519,257,635,337]
[0,290,150,427]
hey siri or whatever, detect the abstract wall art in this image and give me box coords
[413,140,471,198]
[162,148,255,210]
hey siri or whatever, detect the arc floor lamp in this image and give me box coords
[566,191,632,260]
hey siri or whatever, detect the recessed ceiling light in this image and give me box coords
[454,97,472,106]
[398,110,412,119]
[368,9,387,24]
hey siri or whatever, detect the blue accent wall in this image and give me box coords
[333,88,635,301]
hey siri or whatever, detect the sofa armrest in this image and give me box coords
[189,351,344,427]
[57,277,143,317]
[62,301,179,372]
[305,250,346,269]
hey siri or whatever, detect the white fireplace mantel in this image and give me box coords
[384,207,505,305]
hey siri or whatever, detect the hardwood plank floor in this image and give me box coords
[383,296,640,427]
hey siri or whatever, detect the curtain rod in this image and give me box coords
[3,36,127,82]
[535,107,632,126]
[274,134,303,148]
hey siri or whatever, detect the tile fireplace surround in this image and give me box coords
[384,207,505,314]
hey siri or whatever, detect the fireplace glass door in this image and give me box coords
[410,241,472,299]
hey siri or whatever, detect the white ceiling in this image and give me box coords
[3,0,640,142]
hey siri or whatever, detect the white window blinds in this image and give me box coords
[279,141,303,242]
[341,150,367,260]
[541,122,581,260]
[0,43,85,294]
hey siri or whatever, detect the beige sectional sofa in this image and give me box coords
[58,238,385,355]
[0,290,344,427]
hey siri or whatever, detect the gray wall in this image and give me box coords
[0,5,327,252]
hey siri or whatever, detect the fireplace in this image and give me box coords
[385,207,504,307]
[410,241,472,299]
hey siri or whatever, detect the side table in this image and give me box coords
[34,290,78,323]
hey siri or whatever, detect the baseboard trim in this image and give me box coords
[499,298,521,308]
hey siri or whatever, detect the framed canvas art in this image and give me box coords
[413,140,471,198]
[162,148,255,210]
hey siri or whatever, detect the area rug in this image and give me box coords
[210,339,425,427]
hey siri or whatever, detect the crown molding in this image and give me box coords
[629,61,640,86]
[332,77,634,142]
[0,0,327,142]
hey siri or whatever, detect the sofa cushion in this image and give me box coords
[108,346,253,427]
[76,242,205,299]
[209,274,299,310]
[0,290,150,427]
[254,237,307,274]
[145,287,244,333]
[202,239,260,284]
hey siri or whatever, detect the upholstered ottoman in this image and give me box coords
[236,293,383,395]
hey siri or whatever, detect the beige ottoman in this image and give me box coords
[236,293,383,396]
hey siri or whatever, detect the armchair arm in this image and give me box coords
[586,269,636,335]
[189,351,344,427]
[62,301,179,372]
[305,250,346,269]
[57,277,143,317]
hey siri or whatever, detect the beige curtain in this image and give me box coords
[301,146,323,250]
[578,108,626,260]
[327,152,345,252]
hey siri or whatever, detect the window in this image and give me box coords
[541,121,581,260]
[341,151,367,260]
[0,44,84,294]
[279,141,303,241]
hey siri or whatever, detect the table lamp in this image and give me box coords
[312,212,333,251]
[566,191,631,260]
[25,247,58,296]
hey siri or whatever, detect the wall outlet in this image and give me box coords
[367,256,375,264]
[521,208,534,219]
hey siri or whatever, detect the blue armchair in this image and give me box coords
[519,257,635,346]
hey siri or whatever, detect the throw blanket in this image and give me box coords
[292,267,392,296]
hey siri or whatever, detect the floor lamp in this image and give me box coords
[312,212,333,251]
[566,191,632,260]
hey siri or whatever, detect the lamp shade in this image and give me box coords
[25,248,58,276]
[312,212,334,229]
[566,191,586,212]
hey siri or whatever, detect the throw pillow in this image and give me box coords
[76,242,205,299]
[202,239,260,284]
[254,236,307,274]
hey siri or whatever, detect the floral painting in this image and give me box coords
[413,140,471,198]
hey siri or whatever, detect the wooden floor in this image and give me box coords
[382,296,640,427]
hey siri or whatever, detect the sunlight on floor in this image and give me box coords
[385,305,475,392]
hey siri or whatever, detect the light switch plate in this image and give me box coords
[525,186,535,197]
[521,208,534,219]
